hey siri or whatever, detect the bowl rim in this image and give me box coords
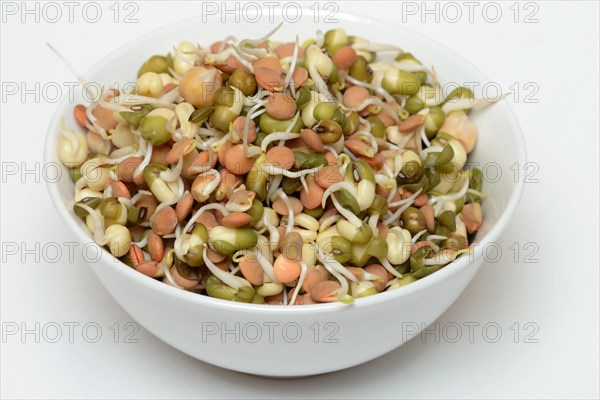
[44,9,526,315]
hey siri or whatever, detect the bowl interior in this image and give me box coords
[45,11,525,310]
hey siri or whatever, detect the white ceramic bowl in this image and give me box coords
[45,11,525,377]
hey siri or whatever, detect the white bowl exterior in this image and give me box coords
[45,11,525,376]
[92,255,483,376]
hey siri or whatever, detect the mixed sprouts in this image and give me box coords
[57,25,498,305]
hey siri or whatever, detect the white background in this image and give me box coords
[1,1,598,398]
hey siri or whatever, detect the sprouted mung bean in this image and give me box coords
[57,25,501,305]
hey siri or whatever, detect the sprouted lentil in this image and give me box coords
[56,26,500,305]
